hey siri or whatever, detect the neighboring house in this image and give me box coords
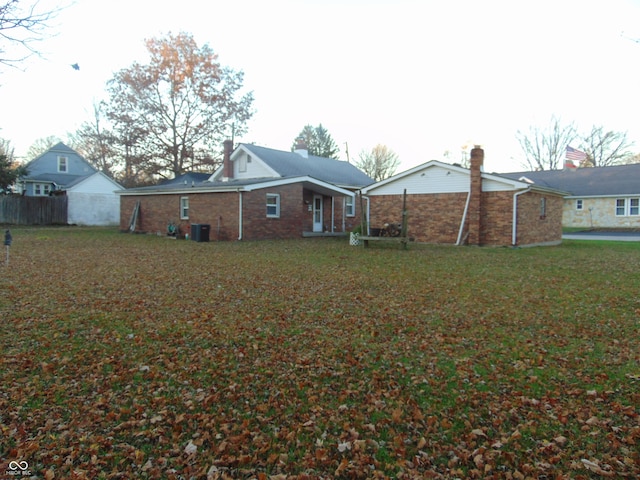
[159,172,211,186]
[19,142,123,226]
[361,147,566,247]
[502,163,640,229]
[118,141,373,240]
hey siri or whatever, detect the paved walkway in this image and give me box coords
[563,231,640,242]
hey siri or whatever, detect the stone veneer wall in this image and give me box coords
[562,197,640,229]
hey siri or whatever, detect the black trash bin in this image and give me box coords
[191,224,210,242]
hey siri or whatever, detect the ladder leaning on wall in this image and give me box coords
[128,201,140,232]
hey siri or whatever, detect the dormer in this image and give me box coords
[211,143,280,182]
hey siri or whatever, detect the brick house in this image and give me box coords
[118,141,373,240]
[502,163,640,230]
[361,147,565,247]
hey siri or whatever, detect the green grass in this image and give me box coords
[1,227,639,478]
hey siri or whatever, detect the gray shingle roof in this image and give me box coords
[159,172,212,185]
[23,173,90,188]
[121,144,374,194]
[124,177,276,193]
[501,163,640,196]
[240,144,374,188]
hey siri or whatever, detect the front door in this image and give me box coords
[313,195,323,232]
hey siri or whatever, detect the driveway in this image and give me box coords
[563,231,640,241]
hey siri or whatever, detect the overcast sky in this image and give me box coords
[1,0,639,173]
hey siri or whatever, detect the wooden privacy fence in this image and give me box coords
[0,195,68,225]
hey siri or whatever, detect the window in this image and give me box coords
[345,196,355,217]
[239,155,247,172]
[540,197,546,218]
[58,156,68,173]
[615,198,640,216]
[34,184,50,196]
[180,197,189,219]
[266,193,280,218]
[576,199,583,210]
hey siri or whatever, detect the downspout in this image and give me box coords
[237,189,243,240]
[456,192,471,245]
[512,189,528,246]
[365,196,370,235]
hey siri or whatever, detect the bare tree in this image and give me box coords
[105,32,254,180]
[355,144,400,181]
[516,116,577,170]
[579,126,634,167]
[25,135,61,160]
[0,0,61,68]
[70,101,119,177]
[626,152,640,164]
[0,136,15,162]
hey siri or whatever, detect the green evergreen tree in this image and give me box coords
[0,154,28,193]
[292,124,340,159]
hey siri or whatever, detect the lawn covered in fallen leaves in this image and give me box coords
[1,227,638,479]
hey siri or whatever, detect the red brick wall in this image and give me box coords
[479,191,514,246]
[515,191,563,246]
[241,184,304,240]
[368,193,468,244]
[120,192,239,240]
[120,185,364,240]
[368,189,563,247]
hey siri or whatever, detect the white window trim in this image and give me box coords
[58,156,68,173]
[575,199,583,211]
[34,183,51,196]
[615,198,639,216]
[266,193,280,218]
[345,196,355,217]
[180,196,189,220]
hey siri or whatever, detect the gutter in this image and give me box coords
[456,192,471,245]
[512,189,528,246]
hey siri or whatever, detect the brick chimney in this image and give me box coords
[468,146,484,245]
[294,137,309,158]
[222,139,233,179]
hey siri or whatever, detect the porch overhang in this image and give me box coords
[244,176,356,198]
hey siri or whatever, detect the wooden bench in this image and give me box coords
[359,235,410,249]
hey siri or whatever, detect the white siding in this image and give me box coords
[67,173,123,225]
[367,166,470,195]
[71,172,123,195]
[483,178,518,192]
[67,192,120,225]
[233,152,277,179]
